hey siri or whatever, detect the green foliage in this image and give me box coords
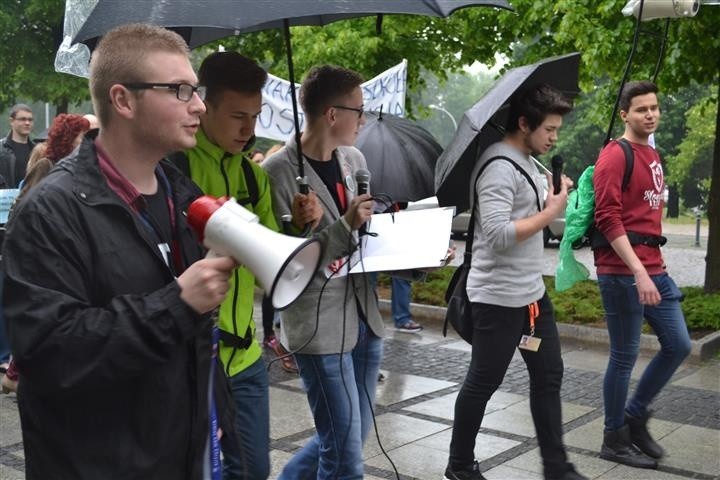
[543,277,606,325]
[380,269,719,332]
[666,93,716,209]
[679,287,720,330]
[411,70,495,146]
[0,0,89,112]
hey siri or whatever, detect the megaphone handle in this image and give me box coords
[205,249,244,270]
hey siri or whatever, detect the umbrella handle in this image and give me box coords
[295,176,312,237]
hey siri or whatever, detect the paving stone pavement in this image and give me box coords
[1,303,718,480]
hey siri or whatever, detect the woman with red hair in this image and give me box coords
[1,113,90,394]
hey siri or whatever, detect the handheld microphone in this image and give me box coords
[551,155,564,195]
[355,169,371,196]
[354,169,371,237]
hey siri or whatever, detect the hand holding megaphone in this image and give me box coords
[187,196,322,310]
[177,256,237,314]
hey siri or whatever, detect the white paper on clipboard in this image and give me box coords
[343,206,454,274]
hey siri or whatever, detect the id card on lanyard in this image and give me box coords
[519,301,542,352]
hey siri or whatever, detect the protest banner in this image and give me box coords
[257,60,407,142]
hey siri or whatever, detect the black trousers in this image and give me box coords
[448,293,570,477]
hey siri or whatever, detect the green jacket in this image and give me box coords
[185,129,280,377]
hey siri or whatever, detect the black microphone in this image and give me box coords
[355,168,371,196]
[551,155,564,195]
[355,169,371,236]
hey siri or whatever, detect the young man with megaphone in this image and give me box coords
[1,24,237,479]
[171,51,322,480]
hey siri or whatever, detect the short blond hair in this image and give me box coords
[89,24,190,127]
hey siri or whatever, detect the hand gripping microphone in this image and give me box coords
[551,155,564,195]
[354,169,371,237]
[355,168,370,196]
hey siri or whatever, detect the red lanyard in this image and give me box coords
[528,301,539,336]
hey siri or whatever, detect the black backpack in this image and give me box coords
[575,138,634,249]
[580,138,666,249]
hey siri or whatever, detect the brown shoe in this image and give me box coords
[267,337,298,374]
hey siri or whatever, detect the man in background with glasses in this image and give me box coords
[2,24,237,479]
[0,103,36,188]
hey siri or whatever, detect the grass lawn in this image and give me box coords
[377,268,720,338]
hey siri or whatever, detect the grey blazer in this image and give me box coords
[262,136,384,354]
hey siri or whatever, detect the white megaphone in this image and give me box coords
[622,0,700,20]
[187,195,322,310]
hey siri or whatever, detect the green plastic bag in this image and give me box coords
[555,166,595,291]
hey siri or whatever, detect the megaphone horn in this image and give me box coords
[187,196,322,310]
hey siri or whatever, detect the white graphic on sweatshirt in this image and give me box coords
[644,160,664,210]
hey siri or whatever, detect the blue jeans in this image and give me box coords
[222,357,270,480]
[391,277,412,327]
[598,273,691,431]
[279,321,383,480]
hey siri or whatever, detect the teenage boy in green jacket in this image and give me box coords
[177,51,321,480]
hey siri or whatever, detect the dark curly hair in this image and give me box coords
[505,84,573,133]
[45,114,90,163]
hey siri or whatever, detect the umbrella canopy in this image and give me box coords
[68,0,511,196]
[73,0,512,48]
[434,52,581,213]
[355,111,442,203]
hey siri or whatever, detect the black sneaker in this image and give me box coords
[445,461,486,480]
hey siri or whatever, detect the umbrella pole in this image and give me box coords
[283,19,309,194]
[604,0,646,145]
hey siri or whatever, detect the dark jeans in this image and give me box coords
[222,357,270,480]
[598,273,691,431]
[449,293,571,478]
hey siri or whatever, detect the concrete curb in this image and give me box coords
[378,299,720,361]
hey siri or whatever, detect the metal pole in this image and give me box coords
[695,211,702,247]
[429,104,458,131]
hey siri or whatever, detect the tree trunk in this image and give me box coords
[704,85,720,293]
[55,99,68,115]
[666,185,679,218]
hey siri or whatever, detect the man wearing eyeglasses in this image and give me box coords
[263,65,380,479]
[2,24,237,480]
[0,103,36,188]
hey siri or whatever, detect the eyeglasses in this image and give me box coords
[332,105,365,118]
[122,83,207,102]
[13,116,33,123]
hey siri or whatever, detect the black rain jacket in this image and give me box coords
[2,137,233,480]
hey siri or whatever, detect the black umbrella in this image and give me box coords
[73,1,512,49]
[70,0,512,189]
[434,52,581,213]
[355,110,442,203]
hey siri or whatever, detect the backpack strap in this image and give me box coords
[168,151,260,208]
[239,158,259,208]
[467,155,542,254]
[616,138,634,191]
